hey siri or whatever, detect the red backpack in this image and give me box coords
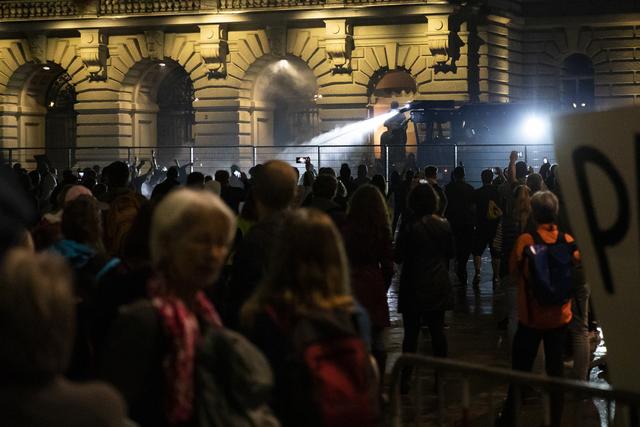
[267,307,380,427]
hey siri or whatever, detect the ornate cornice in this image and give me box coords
[219,0,323,9]
[0,1,79,19]
[99,0,200,15]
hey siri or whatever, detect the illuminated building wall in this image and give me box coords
[0,0,638,161]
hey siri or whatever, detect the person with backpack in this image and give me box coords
[99,189,240,427]
[497,191,580,427]
[395,183,454,393]
[241,209,380,427]
[472,169,502,289]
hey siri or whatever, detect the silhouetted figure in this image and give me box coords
[445,166,475,286]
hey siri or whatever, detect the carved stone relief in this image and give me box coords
[324,19,354,74]
[199,24,228,79]
[79,29,109,81]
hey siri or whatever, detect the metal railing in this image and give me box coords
[1,143,556,186]
[389,354,640,427]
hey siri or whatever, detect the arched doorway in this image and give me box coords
[561,53,594,110]
[8,63,77,170]
[123,60,194,166]
[45,70,76,168]
[252,57,319,146]
[369,69,418,171]
[157,66,195,148]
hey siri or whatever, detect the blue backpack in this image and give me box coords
[524,232,576,306]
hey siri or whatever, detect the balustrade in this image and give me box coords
[0,0,426,19]
[0,0,78,19]
[99,0,200,14]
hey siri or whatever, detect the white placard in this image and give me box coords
[553,106,640,392]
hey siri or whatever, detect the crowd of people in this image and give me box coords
[0,148,594,427]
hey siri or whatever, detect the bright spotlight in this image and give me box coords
[159,62,166,67]
[193,97,199,102]
[42,65,51,71]
[520,114,550,143]
[572,103,577,109]
[274,59,290,72]
[581,102,586,107]
[48,101,55,107]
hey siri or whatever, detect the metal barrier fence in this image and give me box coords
[389,354,640,427]
[1,143,556,186]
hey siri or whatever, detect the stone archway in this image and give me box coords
[245,55,319,146]
[4,62,77,169]
[120,59,194,163]
[45,70,76,168]
[369,69,418,165]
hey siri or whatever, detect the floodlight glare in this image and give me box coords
[276,59,289,71]
[520,114,550,143]
[42,65,51,71]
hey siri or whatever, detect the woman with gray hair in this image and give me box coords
[99,189,236,427]
[0,249,126,427]
[498,190,581,427]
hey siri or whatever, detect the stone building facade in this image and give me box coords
[0,0,639,165]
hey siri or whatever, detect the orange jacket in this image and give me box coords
[510,224,579,330]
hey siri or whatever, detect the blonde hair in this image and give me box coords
[241,209,353,326]
[150,189,236,269]
[0,249,74,382]
[514,185,532,232]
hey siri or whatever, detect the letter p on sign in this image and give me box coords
[554,106,640,392]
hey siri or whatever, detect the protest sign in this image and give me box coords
[554,106,640,392]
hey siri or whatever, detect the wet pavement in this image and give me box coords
[384,253,607,426]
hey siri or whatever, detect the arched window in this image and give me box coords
[157,67,195,147]
[45,70,76,168]
[253,57,319,145]
[561,54,594,110]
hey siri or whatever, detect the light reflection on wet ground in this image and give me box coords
[385,254,608,426]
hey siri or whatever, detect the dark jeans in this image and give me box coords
[452,225,474,284]
[500,323,568,427]
[401,310,447,389]
[402,309,447,357]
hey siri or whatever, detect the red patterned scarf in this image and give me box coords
[150,278,222,425]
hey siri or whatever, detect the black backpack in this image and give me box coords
[195,326,280,427]
[268,307,380,427]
